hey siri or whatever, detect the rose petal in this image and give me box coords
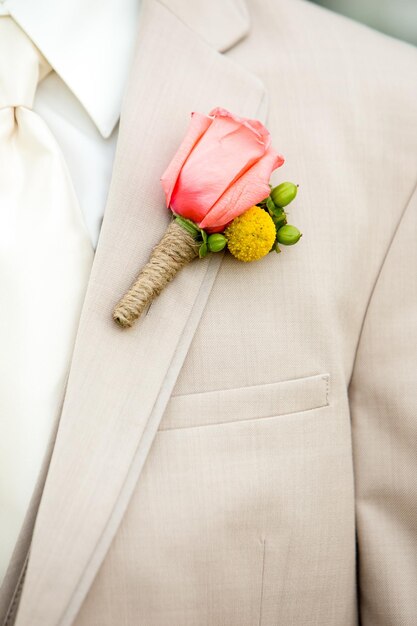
[160,112,213,207]
[199,147,284,231]
[209,107,271,149]
[170,114,268,223]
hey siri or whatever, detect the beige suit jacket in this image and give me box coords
[1,0,416,624]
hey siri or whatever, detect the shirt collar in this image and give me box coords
[5,0,141,138]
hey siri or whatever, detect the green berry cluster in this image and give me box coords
[173,180,302,261]
[258,182,302,253]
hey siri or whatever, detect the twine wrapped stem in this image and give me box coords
[113,220,200,328]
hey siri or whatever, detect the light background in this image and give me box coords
[309,0,417,46]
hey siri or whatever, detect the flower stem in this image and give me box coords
[113,221,199,328]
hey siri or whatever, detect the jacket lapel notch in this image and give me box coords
[160,0,250,52]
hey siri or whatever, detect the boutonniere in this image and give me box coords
[113,107,301,328]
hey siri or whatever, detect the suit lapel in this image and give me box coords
[15,1,267,624]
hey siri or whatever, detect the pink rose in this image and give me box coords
[161,107,284,232]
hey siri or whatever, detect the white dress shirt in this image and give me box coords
[0,0,141,583]
[1,0,141,248]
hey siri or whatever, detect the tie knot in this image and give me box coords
[0,16,51,109]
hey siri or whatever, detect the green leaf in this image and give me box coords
[200,228,208,244]
[174,215,200,239]
[199,242,208,258]
[267,197,287,220]
[272,212,287,228]
[266,197,276,215]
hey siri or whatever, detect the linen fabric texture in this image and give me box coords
[1,0,416,624]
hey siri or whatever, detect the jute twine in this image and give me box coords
[113,220,200,328]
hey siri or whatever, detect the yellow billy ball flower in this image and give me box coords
[225,206,276,262]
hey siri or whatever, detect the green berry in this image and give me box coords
[270,182,298,208]
[276,224,302,245]
[207,233,227,252]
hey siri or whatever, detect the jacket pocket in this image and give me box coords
[159,372,330,431]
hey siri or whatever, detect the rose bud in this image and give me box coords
[161,108,284,233]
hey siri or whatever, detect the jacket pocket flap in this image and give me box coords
[160,373,330,430]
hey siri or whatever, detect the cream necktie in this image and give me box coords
[0,17,94,583]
